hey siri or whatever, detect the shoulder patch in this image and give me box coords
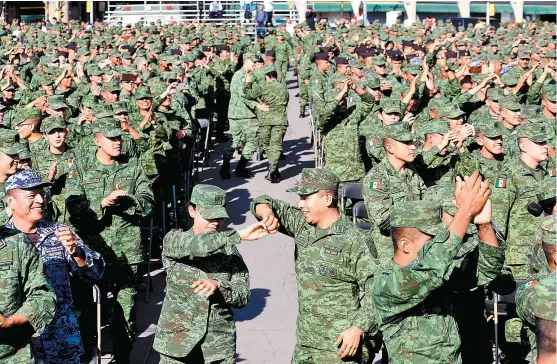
[495,177,506,188]
[369,181,381,189]
[369,138,375,147]
[548,170,556,177]
[521,280,537,289]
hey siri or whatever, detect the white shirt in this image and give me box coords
[264,0,273,12]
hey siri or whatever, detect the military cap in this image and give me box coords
[543,85,557,102]
[16,107,42,122]
[541,215,557,246]
[520,105,541,120]
[405,64,421,76]
[517,51,531,59]
[345,39,357,47]
[262,65,277,75]
[40,116,66,134]
[458,50,470,57]
[380,99,402,114]
[334,57,348,65]
[112,102,128,115]
[5,169,52,193]
[102,81,120,93]
[501,73,519,87]
[92,117,124,138]
[372,55,386,66]
[390,200,443,236]
[17,141,31,160]
[135,87,153,100]
[328,72,346,85]
[190,184,229,220]
[47,95,69,111]
[77,48,91,57]
[383,122,415,142]
[545,49,556,59]
[437,104,465,119]
[499,96,521,111]
[287,168,339,195]
[469,39,481,47]
[364,76,380,89]
[81,94,97,108]
[265,50,275,58]
[420,119,449,136]
[349,59,364,69]
[92,104,114,119]
[516,123,547,143]
[315,53,329,61]
[533,272,557,321]
[476,119,503,138]
[0,130,20,156]
[486,87,504,102]
[87,66,104,77]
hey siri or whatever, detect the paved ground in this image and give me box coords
[98,73,313,364]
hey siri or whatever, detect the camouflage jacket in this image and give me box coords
[154,229,249,360]
[372,227,464,364]
[363,158,426,264]
[243,79,288,126]
[0,227,56,362]
[6,220,104,362]
[64,155,154,265]
[251,196,379,352]
[228,68,258,120]
[321,92,375,182]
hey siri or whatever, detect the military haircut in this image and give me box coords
[542,241,556,263]
[535,317,556,356]
[266,71,278,79]
[317,189,338,208]
[391,226,423,251]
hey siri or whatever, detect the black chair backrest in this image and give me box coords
[353,201,368,219]
[498,279,528,305]
[342,183,364,201]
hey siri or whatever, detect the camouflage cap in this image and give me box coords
[516,123,547,143]
[92,117,124,138]
[437,104,465,119]
[112,101,128,115]
[533,272,557,321]
[17,141,31,160]
[372,55,386,66]
[5,169,52,193]
[364,76,380,89]
[383,122,415,142]
[16,107,42,123]
[287,168,339,195]
[92,104,114,119]
[328,72,346,85]
[81,94,97,108]
[379,99,402,114]
[40,116,66,134]
[520,105,541,119]
[541,215,557,246]
[420,119,449,136]
[0,130,20,156]
[543,85,557,102]
[486,87,504,102]
[390,200,443,236]
[500,96,521,111]
[135,87,153,100]
[349,59,364,69]
[261,64,277,75]
[87,66,104,77]
[476,119,503,138]
[47,95,69,110]
[190,184,229,220]
[501,73,519,87]
[102,81,120,93]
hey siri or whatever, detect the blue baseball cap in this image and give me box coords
[5,169,52,193]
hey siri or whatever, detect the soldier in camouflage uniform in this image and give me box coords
[243,65,288,183]
[373,173,494,363]
[155,184,269,363]
[0,223,56,363]
[64,117,154,363]
[363,122,426,265]
[0,130,20,225]
[4,169,104,364]
[14,107,48,155]
[531,271,557,363]
[251,168,379,363]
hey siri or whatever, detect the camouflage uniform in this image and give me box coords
[64,117,154,362]
[251,169,379,363]
[0,227,56,363]
[155,185,250,364]
[363,123,426,265]
[0,131,20,225]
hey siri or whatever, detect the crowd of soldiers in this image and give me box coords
[0,11,554,364]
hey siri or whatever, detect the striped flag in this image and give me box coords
[370,181,381,189]
[495,177,506,188]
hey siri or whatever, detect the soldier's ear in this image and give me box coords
[400,238,411,254]
[475,134,484,146]
[188,204,196,218]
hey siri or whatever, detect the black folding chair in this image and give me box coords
[340,183,364,213]
[352,201,371,231]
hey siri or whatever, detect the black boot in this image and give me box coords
[234,157,254,178]
[279,152,286,160]
[220,159,231,179]
[299,105,305,118]
[257,151,266,161]
[264,169,273,181]
[270,169,281,183]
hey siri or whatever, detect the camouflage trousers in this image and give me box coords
[259,125,287,168]
[227,117,259,159]
[507,264,530,281]
[159,340,235,364]
[292,344,368,364]
[276,59,289,82]
[299,78,309,108]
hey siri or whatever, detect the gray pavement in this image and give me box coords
[114,73,314,364]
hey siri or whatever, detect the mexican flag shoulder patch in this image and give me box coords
[370,181,381,189]
[495,177,506,188]
[548,170,556,177]
[369,138,376,147]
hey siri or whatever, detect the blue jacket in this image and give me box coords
[255,10,267,23]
